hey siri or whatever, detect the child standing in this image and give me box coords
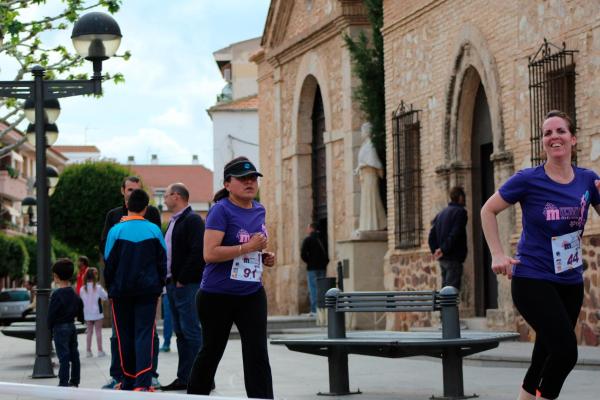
[48,258,84,387]
[104,189,167,391]
[79,267,108,358]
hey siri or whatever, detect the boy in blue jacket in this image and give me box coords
[104,189,167,391]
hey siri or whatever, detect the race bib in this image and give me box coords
[551,230,582,274]
[230,251,263,282]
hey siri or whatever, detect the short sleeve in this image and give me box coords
[499,170,528,204]
[206,202,228,232]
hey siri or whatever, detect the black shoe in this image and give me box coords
[161,379,187,391]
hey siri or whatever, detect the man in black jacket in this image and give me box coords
[428,186,468,290]
[300,223,329,315]
[160,182,205,391]
[99,176,162,390]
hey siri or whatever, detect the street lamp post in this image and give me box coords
[0,12,121,378]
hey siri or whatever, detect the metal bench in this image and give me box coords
[271,286,519,399]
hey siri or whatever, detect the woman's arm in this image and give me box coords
[203,229,268,264]
[480,192,520,279]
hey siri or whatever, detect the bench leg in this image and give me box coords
[431,348,478,400]
[318,347,361,396]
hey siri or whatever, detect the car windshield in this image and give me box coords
[0,291,31,302]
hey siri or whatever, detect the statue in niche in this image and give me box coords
[355,122,387,231]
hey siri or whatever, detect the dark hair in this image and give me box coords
[83,267,98,292]
[545,110,575,136]
[127,189,149,213]
[309,222,319,231]
[122,176,141,189]
[52,258,74,281]
[78,255,89,266]
[213,156,251,202]
[170,183,190,201]
[449,186,465,203]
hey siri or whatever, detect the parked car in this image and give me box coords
[0,288,31,322]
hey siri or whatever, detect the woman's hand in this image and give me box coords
[491,254,520,279]
[245,233,268,253]
[262,251,276,267]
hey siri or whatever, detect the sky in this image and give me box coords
[2,0,271,170]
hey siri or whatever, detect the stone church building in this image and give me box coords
[256,0,600,345]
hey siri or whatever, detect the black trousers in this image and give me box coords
[111,296,158,390]
[511,277,583,399]
[187,287,273,399]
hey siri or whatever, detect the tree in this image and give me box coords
[343,0,385,164]
[19,235,78,281]
[0,0,129,157]
[49,161,130,260]
[0,233,29,280]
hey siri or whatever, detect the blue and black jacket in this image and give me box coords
[104,216,167,299]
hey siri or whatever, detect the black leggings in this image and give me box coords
[187,287,273,399]
[511,277,583,399]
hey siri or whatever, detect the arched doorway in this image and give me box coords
[470,83,497,315]
[311,86,328,251]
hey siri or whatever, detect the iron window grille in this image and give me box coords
[392,101,422,249]
[528,38,578,166]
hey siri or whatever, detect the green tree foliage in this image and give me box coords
[18,235,77,281]
[49,161,130,260]
[19,235,37,277]
[0,233,29,280]
[0,0,130,157]
[343,0,385,164]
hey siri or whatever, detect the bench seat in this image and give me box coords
[2,322,86,341]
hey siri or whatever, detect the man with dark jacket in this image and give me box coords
[99,176,162,390]
[160,183,205,391]
[104,189,167,392]
[428,186,468,290]
[300,223,329,315]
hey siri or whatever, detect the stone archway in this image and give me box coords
[441,24,513,320]
[290,51,333,265]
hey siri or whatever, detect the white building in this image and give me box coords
[52,145,101,164]
[208,37,261,192]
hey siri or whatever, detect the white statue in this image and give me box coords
[355,122,387,231]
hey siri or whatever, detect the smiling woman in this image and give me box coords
[480,110,600,400]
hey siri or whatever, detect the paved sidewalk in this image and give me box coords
[0,327,599,399]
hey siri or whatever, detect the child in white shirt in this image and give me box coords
[79,267,108,357]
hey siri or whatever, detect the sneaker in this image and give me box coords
[159,345,170,352]
[160,378,187,391]
[133,387,155,392]
[101,378,121,390]
[151,376,161,390]
[86,351,93,358]
[97,351,106,357]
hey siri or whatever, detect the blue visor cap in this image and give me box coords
[224,160,263,180]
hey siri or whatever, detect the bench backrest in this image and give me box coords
[332,291,439,313]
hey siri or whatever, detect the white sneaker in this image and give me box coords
[97,351,106,357]
[86,351,93,358]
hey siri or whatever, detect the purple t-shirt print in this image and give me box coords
[201,198,267,295]
[499,165,600,284]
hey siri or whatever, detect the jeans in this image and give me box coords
[162,294,172,348]
[307,270,326,313]
[53,323,80,386]
[439,260,463,290]
[167,282,202,384]
[188,288,273,398]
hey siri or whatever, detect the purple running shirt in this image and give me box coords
[201,198,268,295]
[499,164,600,284]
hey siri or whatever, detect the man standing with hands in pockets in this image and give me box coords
[160,183,205,391]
